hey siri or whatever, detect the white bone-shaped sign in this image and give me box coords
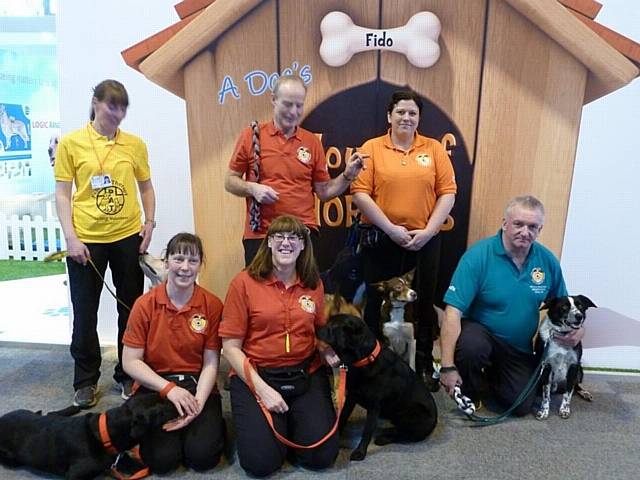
[319,11,441,68]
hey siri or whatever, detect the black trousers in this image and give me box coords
[242,228,320,267]
[361,233,442,373]
[455,321,539,416]
[66,233,143,389]
[230,368,339,477]
[138,380,225,473]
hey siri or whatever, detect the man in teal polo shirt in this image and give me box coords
[439,195,583,416]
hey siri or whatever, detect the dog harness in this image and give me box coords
[99,413,151,480]
[352,340,382,367]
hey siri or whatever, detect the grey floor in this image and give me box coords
[1,343,639,479]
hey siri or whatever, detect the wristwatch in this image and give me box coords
[144,219,156,228]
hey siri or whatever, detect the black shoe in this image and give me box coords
[119,380,134,400]
[73,385,97,408]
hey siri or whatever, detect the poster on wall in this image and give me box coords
[0,5,69,344]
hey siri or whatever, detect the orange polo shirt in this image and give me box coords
[220,270,325,370]
[123,283,223,374]
[351,132,457,230]
[228,121,330,239]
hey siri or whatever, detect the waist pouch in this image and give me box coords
[258,358,313,399]
[358,223,386,248]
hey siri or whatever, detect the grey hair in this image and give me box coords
[272,74,306,96]
[504,195,545,218]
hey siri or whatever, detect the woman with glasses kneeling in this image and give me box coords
[221,215,340,477]
[122,233,225,474]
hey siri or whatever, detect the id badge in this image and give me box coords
[91,174,112,189]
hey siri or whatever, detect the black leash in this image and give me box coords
[452,342,549,426]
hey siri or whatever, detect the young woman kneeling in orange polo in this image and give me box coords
[122,233,225,474]
[221,215,340,477]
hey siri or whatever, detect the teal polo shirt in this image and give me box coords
[444,231,567,353]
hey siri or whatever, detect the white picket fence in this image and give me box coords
[0,214,66,261]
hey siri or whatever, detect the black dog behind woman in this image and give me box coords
[317,314,438,461]
[0,392,177,479]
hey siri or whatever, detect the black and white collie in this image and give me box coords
[535,295,597,420]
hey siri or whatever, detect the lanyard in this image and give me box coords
[88,123,118,175]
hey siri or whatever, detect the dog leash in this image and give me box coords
[45,251,131,312]
[451,342,550,426]
[242,357,347,449]
[248,120,261,231]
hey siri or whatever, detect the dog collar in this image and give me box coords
[99,412,118,455]
[353,340,381,367]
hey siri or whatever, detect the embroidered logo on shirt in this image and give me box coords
[415,153,431,167]
[297,146,311,164]
[298,295,316,314]
[531,267,545,285]
[189,314,208,333]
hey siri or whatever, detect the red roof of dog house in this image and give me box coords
[121,0,640,102]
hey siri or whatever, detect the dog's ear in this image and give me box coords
[371,280,387,293]
[540,297,557,311]
[130,402,178,439]
[403,269,415,284]
[575,295,597,310]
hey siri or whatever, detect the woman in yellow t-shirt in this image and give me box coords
[54,79,156,408]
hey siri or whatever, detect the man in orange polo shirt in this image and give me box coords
[225,74,366,265]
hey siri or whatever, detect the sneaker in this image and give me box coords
[73,385,97,408]
[119,380,134,400]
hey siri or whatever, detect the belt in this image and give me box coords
[163,374,198,384]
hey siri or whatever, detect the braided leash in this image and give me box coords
[248,120,261,232]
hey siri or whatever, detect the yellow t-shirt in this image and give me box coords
[54,122,151,243]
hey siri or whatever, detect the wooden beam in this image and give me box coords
[557,0,602,20]
[569,10,640,65]
[505,0,638,103]
[139,0,262,99]
[121,11,201,72]
[174,0,215,19]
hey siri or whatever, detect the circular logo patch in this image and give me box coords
[531,267,545,285]
[297,146,311,164]
[95,185,125,215]
[298,295,316,314]
[415,153,431,167]
[189,314,208,333]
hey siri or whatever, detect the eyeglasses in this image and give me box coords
[270,233,303,244]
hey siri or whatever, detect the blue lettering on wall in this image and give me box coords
[217,75,241,104]
[217,62,312,104]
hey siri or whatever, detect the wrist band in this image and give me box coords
[440,365,458,373]
[342,171,354,182]
[144,219,156,228]
[159,381,176,398]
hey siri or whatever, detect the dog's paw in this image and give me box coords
[535,408,549,421]
[576,387,593,402]
[559,406,571,419]
[350,449,367,461]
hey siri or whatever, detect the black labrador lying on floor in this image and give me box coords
[0,392,177,479]
[317,314,437,461]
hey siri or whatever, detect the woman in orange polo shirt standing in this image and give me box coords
[351,90,457,391]
[122,233,225,474]
[221,215,339,477]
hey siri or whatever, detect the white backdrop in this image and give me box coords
[55,0,640,369]
[57,0,192,343]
